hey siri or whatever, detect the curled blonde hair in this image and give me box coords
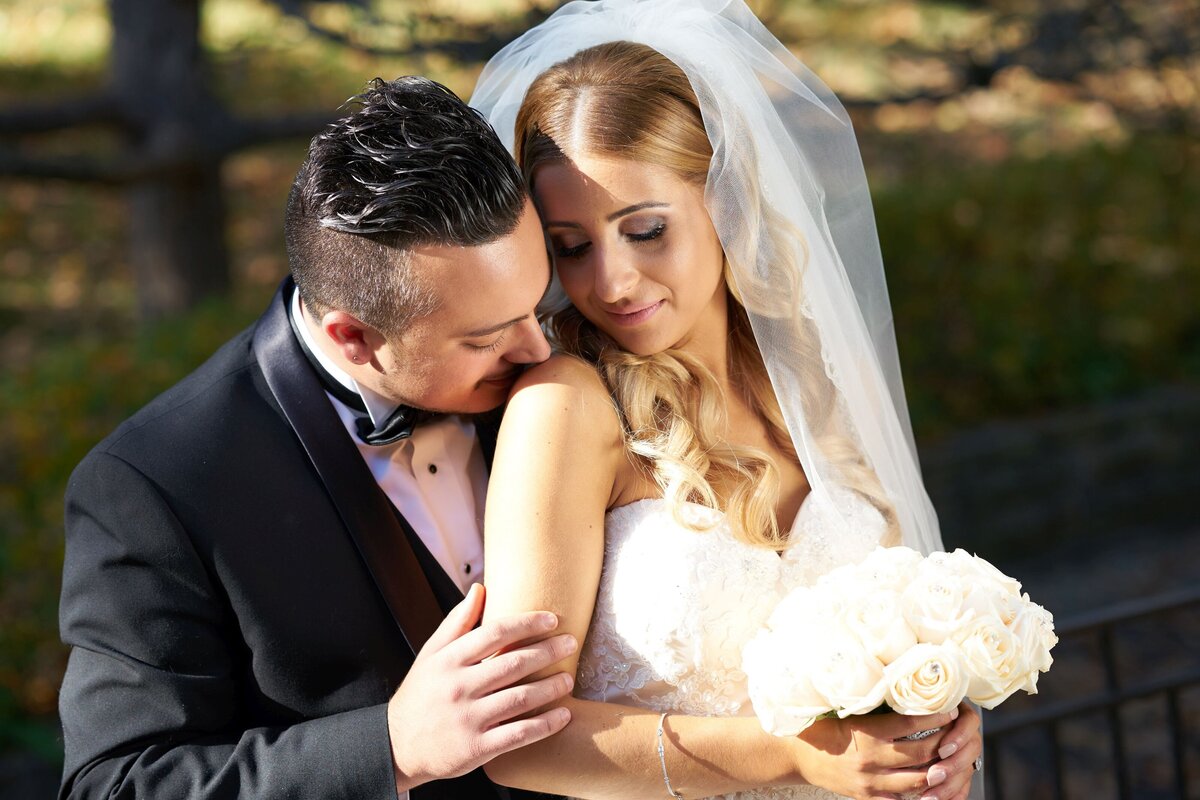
[516,41,897,547]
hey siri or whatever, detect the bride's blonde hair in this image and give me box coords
[515,41,897,547]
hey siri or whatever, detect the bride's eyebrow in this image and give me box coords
[606,201,668,221]
[544,201,670,229]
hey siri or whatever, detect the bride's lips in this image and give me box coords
[603,299,664,327]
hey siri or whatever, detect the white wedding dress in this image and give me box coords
[571,487,888,800]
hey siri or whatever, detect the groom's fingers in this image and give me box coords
[477,705,573,759]
[470,634,579,696]
[422,583,486,653]
[449,608,564,664]
[472,672,575,728]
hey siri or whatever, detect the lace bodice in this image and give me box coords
[572,488,887,800]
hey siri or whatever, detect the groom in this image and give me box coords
[58,77,573,799]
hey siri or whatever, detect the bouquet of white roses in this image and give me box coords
[742,546,1057,736]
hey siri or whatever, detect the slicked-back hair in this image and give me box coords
[285,76,528,335]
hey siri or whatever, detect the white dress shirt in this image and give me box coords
[291,292,487,594]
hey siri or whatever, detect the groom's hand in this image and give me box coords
[386,583,576,793]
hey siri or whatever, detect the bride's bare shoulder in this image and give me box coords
[503,353,621,442]
[509,352,612,403]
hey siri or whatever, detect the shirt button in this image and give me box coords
[427,463,438,474]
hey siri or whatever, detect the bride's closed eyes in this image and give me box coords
[551,219,669,260]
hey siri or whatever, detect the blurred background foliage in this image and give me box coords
[1,0,1197,767]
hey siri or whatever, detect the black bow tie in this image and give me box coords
[287,286,441,446]
[354,405,441,446]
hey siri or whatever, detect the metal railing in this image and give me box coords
[983,584,1200,798]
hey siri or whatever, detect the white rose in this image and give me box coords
[936,550,1024,624]
[950,614,1029,709]
[765,586,818,630]
[844,588,919,665]
[854,545,924,592]
[931,549,1021,591]
[884,642,970,715]
[966,584,1025,626]
[806,624,888,718]
[901,567,975,644]
[1009,598,1058,692]
[962,550,1023,595]
[743,627,833,736]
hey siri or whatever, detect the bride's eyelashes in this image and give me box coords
[627,221,666,242]
[551,221,668,260]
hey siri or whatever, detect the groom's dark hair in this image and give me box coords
[285,76,527,334]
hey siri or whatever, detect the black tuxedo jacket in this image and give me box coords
[58,279,544,800]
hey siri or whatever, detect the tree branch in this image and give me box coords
[221,110,342,151]
[0,108,346,183]
[0,92,125,136]
[0,149,206,184]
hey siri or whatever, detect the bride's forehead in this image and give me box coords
[534,155,692,204]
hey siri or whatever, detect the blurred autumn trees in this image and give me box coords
[0,0,553,317]
[1,0,1196,317]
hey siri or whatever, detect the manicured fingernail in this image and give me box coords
[927,766,947,786]
[950,706,960,720]
[938,741,958,759]
[539,612,558,628]
[564,634,578,654]
[556,706,571,723]
[561,673,574,692]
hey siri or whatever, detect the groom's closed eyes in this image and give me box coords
[460,271,554,350]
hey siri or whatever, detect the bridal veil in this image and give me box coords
[473,0,946,557]
[473,2,986,796]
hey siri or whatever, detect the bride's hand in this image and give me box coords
[793,705,977,800]
[923,702,983,800]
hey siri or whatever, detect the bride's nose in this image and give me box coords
[592,250,639,305]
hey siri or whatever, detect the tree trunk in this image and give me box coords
[110,0,231,319]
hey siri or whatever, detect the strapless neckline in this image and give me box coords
[605,488,830,554]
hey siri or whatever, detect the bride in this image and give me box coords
[472,1,984,798]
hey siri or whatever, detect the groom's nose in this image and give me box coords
[506,316,551,364]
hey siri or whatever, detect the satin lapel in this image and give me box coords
[251,279,441,655]
[474,408,503,471]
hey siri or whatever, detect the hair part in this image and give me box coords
[285,76,527,336]
[516,41,899,547]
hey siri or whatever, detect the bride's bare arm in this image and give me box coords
[482,354,620,689]
[481,355,980,800]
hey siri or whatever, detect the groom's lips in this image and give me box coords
[480,369,520,388]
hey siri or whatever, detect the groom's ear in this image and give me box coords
[320,310,388,369]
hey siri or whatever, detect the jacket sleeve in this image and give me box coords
[58,450,399,800]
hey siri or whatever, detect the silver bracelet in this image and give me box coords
[656,712,685,800]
